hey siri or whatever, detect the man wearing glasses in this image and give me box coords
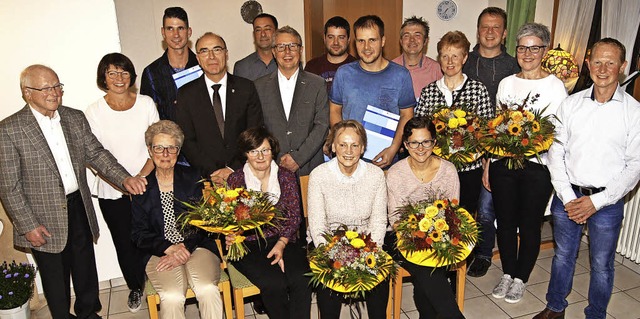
[254,26,329,176]
[176,32,263,184]
[0,65,147,319]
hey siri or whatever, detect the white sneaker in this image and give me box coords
[505,278,526,303]
[491,274,513,299]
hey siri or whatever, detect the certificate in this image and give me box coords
[361,105,399,161]
[173,65,203,89]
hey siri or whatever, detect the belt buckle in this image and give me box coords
[579,186,593,196]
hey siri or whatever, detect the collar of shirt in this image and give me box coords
[436,73,468,106]
[586,84,624,104]
[328,157,366,183]
[204,73,228,118]
[29,105,61,125]
[277,68,299,120]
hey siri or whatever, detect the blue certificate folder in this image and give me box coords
[173,65,203,89]
[362,105,399,161]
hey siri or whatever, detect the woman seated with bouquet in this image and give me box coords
[225,126,312,319]
[308,120,388,319]
[131,120,223,319]
[386,116,464,319]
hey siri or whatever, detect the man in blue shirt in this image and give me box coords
[330,15,415,168]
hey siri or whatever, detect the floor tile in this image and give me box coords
[607,291,640,319]
[109,287,148,315]
[462,296,510,319]
[492,287,546,318]
[614,264,640,291]
[400,283,417,312]
[108,310,150,319]
[466,268,504,295]
[527,281,586,305]
[463,279,483,300]
[625,286,640,302]
[563,300,615,319]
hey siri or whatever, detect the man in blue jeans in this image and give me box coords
[534,38,640,319]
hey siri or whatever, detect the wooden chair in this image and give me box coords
[391,261,466,319]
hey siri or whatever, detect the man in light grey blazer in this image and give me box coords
[254,26,329,176]
[0,65,147,319]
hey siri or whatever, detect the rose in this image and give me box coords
[350,238,365,248]
[345,231,359,240]
[418,218,432,232]
[424,206,439,218]
[453,109,466,118]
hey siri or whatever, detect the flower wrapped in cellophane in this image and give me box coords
[430,105,484,170]
[180,183,280,261]
[480,93,556,169]
[395,197,478,268]
[308,225,397,299]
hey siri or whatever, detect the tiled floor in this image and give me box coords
[30,223,640,318]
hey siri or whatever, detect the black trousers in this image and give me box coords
[231,237,312,319]
[31,191,102,319]
[490,160,553,282]
[98,197,145,291]
[316,278,389,319]
[458,167,483,215]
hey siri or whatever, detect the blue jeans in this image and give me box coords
[546,192,624,319]
[474,186,496,260]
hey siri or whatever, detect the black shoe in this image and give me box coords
[253,297,267,315]
[467,257,491,277]
[127,289,143,313]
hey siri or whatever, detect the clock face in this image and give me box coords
[437,0,458,21]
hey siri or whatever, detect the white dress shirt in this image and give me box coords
[277,68,299,120]
[30,107,79,195]
[435,74,468,107]
[547,85,640,210]
[204,73,228,119]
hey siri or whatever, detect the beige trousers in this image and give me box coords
[146,248,223,319]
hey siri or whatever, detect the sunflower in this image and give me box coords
[434,120,446,132]
[408,214,418,222]
[532,121,540,132]
[429,231,443,242]
[365,254,376,268]
[433,200,446,210]
[508,123,522,136]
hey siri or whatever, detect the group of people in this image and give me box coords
[0,4,639,319]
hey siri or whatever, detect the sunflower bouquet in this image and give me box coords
[395,198,478,268]
[481,93,556,169]
[180,184,280,261]
[430,105,484,170]
[308,225,397,299]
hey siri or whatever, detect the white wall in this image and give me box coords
[0,0,125,286]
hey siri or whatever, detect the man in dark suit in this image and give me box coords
[0,65,147,319]
[176,32,263,183]
[255,26,329,176]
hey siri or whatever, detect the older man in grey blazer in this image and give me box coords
[0,65,147,319]
[255,26,329,176]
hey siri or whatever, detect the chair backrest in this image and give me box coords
[299,175,310,219]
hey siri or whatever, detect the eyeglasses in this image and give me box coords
[25,83,64,94]
[247,148,272,157]
[516,45,546,54]
[273,43,302,52]
[151,145,180,154]
[405,139,436,149]
[106,71,131,79]
[197,46,227,56]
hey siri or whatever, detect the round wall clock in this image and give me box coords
[437,0,458,21]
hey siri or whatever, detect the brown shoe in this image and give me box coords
[532,308,565,319]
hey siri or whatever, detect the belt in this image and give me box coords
[571,184,605,196]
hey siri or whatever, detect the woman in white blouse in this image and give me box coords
[307,120,388,319]
[85,53,159,312]
[487,23,568,304]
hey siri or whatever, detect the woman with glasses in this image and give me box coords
[308,120,389,319]
[131,120,224,319]
[225,126,312,319]
[414,31,493,222]
[487,23,568,304]
[84,52,159,312]
[386,116,463,318]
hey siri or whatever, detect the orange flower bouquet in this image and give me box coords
[430,105,484,170]
[481,93,556,169]
[308,225,397,299]
[395,198,478,268]
[180,184,280,261]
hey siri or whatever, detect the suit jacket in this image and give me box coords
[254,70,329,175]
[131,164,218,265]
[0,105,130,253]
[176,73,264,176]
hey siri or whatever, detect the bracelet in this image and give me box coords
[277,238,287,246]
[136,173,146,178]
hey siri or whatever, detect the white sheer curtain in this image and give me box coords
[553,0,597,73]
[601,0,640,75]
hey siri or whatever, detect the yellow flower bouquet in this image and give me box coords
[395,198,478,268]
[308,225,397,299]
[180,184,280,261]
[481,93,556,169]
[430,105,484,170]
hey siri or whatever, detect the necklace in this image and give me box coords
[408,157,433,182]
